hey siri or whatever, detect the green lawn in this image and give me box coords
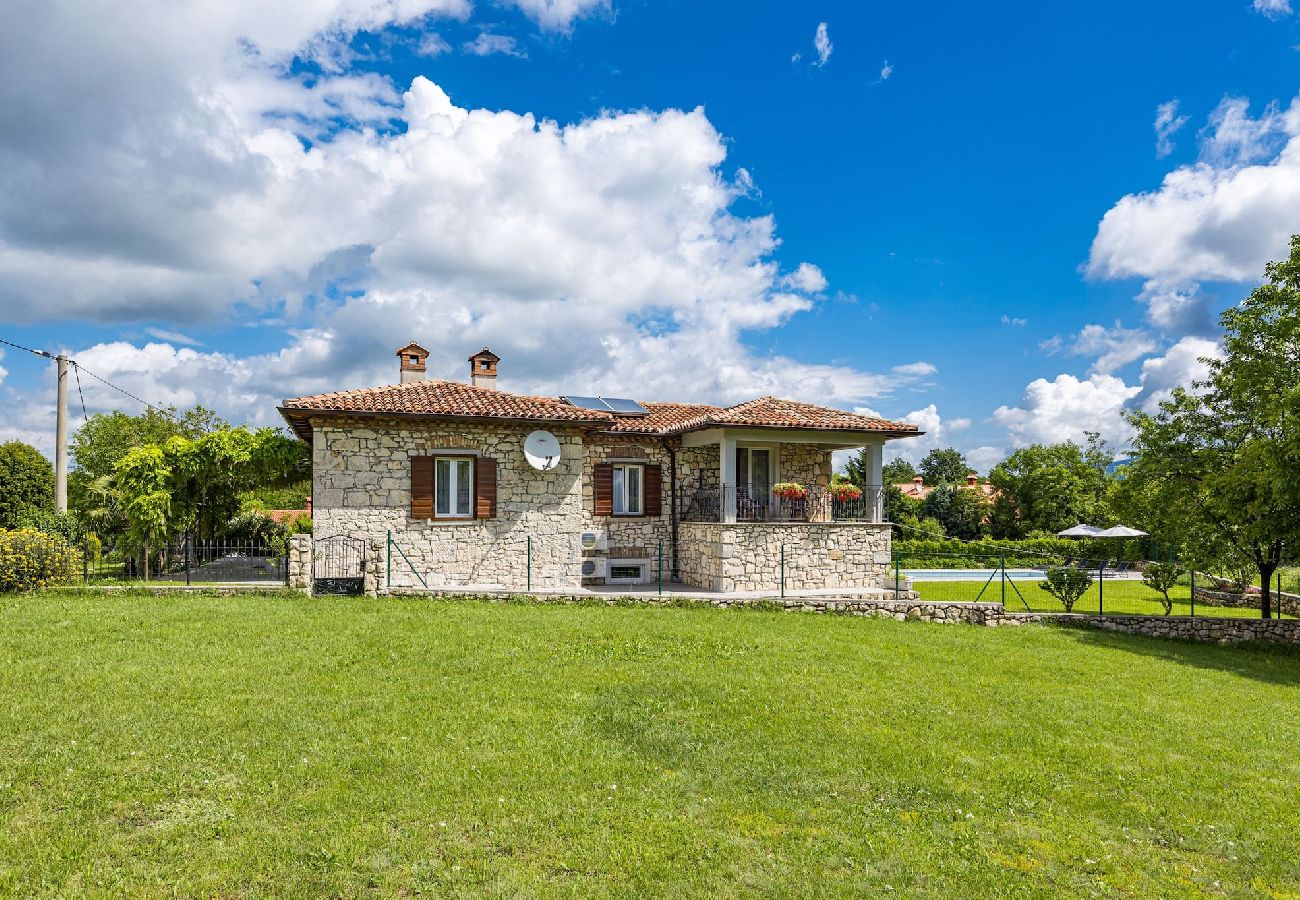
[912,576,1293,618]
[2,591,1299,896]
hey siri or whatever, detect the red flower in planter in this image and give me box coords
[830,484,863,502]
[771,482,809,501]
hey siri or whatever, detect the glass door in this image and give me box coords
[735,447,772,519]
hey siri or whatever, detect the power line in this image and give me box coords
[0,336,53,359]
[71,361,89,424]
[72,363,179,421]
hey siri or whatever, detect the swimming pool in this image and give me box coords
[903,568,1044,581]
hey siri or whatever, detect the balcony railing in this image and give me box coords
[680,483,885,524]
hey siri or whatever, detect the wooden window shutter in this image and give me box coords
[593,463,614,516]
[410,456,434,519]
[643,464,663,517]
[475,457,498,519]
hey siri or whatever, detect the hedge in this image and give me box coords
[0,528,82,592]
[895,535,1147,569]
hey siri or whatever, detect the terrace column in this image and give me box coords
[866,443,884,522]
[719,432,738,523]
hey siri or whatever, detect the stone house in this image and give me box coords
[279,344,921,594]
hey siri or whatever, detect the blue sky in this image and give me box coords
[2,0,1299,469]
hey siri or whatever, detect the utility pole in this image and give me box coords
[55,353,68,513]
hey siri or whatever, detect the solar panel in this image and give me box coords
[562,395,611,411]
[600,397,649,416]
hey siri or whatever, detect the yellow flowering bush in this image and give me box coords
[0,528,83,593]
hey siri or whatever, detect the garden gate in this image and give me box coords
[313,535,367,595]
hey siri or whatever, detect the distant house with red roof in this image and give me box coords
[280,345,922,594]
[896,474,998,503]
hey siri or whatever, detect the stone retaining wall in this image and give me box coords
[677,521,892,593]
[1193,586,1300,618]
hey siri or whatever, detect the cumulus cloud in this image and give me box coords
[877,60,893,83]
[966,446,1005,475]
[993,374,1141,447]
[813,22,832,67]
[502,0,608,32]
[1065,322,1158,374]
[0,1,931,441]
[1001,315,1028,326]
[1154,99,1188,158]
[1254,0,1292,18]
[875,404,971,466]
[1089,93,1300,286]
[144,328,203,346]
[995,336,1222,448]
[1135,280,1216,334]
[1134,336,1222,412]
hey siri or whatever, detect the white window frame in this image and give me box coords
[435,455,475,519]
[611,463,644,517]
[607,558,650,584]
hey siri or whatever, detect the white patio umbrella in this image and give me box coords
[1093,525,1149,538]
[1057,523,1103,538]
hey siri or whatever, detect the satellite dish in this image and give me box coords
[523,430,561,471]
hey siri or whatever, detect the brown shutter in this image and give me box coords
[594,463,614,516]
[643,464,662,517]
[411,456,434,519]
[475,457,497,519]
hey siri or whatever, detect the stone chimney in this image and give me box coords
[305,496,312,516]
[913,476,924,486]
[397,342,430,384]
[469,347,500,390]
[966,473,978,487]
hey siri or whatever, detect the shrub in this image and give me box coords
[0,528,82,593]
[1039,566,1094,612]
[1141,561,1184,615]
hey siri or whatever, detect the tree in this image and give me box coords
[987,442,1110,538]
[1119,235,1300,618]
[882,458,917,485]
[68,406,225,518]
[919,448,969,485]
[0,441,54,529]
[920,484,989,540]
[1141,562,1183,616]
[1040,566,1093,612]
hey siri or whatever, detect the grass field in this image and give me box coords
[912,577,1292,618]
[2,591,1299,896]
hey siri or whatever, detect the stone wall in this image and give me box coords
[1076,613,1300,646]
[776,442,833,489]
[313,418,589,591]
[1193,586,1300,618]
[287,533,311,590]
[677,521,892,592]
[581,436,673,586]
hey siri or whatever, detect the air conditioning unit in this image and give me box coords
[579,529,608,551]
[581,557,607,578]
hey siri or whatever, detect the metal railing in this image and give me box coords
[83,537,288,584]
[679,483,885,524]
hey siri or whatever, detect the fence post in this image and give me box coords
[1000,553,1006,606]
[83,541,89,583]
[185,534,191,587]
[1279,571,1283,620]
[893,549,900,601]
[527,534,532,592]
[658,539,663,597]
[780,543,785,599]
[1098,560,1104,617]
[1190,570,1195,617]
[386,530,392,588]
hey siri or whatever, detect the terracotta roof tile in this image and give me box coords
[282,380,611,423]
[280,382,920,439]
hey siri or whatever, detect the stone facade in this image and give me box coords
[677,521,892,592]
[1193,586,1300,618]
[307,414,889,594]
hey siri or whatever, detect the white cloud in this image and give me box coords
[462,33,526,57]
[966,446,1005,475]
[502,0,608,32]
[418,32,452,56]
[1066,322,1158,374]
[0,350,7,385]
[144,327,203,346]
[1154,99,1188,158]
[813,22,832,67]
[1089,93,1300,286]
[780,262,827,293]
[876,404,971,466]
[1134,336,1221,412]
[1254,0,1292,18]
[878,60,893,82]
[1000,315,1027,326]
[993,374,1141,447]
[1135,280,1215,334]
